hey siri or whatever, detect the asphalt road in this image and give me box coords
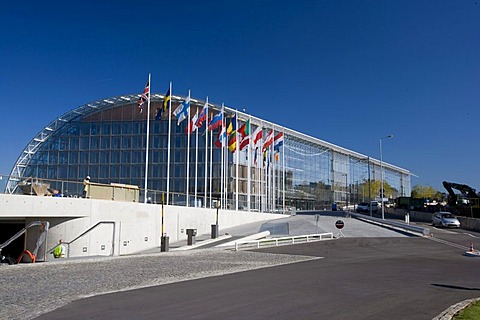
[36,234,480,320]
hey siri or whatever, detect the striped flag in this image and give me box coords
[273,132,284,151]
[252,126,263,145]
[262,130,274,151]
[195,102,208,128]
[186,111,199,134]
[208,111,223,131]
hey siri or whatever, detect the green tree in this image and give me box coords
[358,179,397,200]
[411,185,441,200]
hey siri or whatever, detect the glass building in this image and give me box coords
[5,93,411,211]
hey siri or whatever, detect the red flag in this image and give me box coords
[253,127,263,145]
[239,136,250,150]
[262,130,274,151]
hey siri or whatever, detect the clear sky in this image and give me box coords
[1,1,479,192]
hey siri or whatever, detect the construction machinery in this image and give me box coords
[442,181,480,218]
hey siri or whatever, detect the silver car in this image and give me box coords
[432,212,460,228]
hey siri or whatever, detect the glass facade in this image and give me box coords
[6,94,411,211]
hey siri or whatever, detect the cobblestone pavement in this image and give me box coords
[1,249,316,320]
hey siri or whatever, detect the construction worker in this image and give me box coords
[53,239,66,258]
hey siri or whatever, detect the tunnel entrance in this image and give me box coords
[0,220,25,261]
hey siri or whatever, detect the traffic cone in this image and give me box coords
[469,242,474,253]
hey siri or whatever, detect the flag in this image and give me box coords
[195,103,207,128]
[155,108,162,121]
[208,111,223,131]
[162,87,171,112]
[226,114,236,135]
[156,87,171,120]
[252,126,263,145]
[273,132,284,151]
[186,111,199,134]
[262,130,274,151]
[228,131,237,153]
[238,119,250,139]
[227,115,237,153]
[173,97,190,125]
[239,135,250,151]
[215,122,227,148]
[274,150,280,162]
[137,79,150,113]
[254,147,259,165]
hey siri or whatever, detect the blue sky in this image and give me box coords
[1,1,479,192]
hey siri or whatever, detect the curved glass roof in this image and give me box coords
[5,93,411,210]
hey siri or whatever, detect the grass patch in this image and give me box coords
[454,301,480,320]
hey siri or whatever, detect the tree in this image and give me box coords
[358,179,397,201]
[411,185,441,200]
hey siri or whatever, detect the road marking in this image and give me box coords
[462,233,480,239]
[430,227,458,235]
[428,237,469,251]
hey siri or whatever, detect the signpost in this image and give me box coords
[335,220,345,238]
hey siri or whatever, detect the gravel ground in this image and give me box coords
[1,249,317,320]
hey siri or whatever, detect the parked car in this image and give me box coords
[432,211,460,228]
[356,201,378,214]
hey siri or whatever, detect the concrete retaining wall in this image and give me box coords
[0,194,286,259]
[389,209,480,232]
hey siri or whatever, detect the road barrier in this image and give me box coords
[350,212,432,236]
[234,233,334,251]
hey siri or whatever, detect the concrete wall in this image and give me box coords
[0,194,286,259]
[389,209,480,232]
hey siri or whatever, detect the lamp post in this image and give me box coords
[380,135,393,219]
[367,157,372,216]
[341,173,348,210]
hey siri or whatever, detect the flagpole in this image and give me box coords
[166,81,172,205]
[256,145,259,211]
[194,108,199,207]
[235,111,239,211]
[186,90,191,207]
[220,104,225,209]
[282,134,286,213]
[247,116,251,212]
[272,129,276,211]
[209,112,213,208]
[204,97,209,208]
[143,73,151,203]
[262,128,265,212]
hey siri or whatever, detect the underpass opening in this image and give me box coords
[0,220,26,261]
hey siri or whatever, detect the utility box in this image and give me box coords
[87,182,140,202]
[186,229,197,245]
[211,224,219,239]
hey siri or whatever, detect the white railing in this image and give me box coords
[234,232,334,251]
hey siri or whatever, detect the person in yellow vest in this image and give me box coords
[53,239,66,258]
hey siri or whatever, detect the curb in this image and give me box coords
[433,298,480,320]
[170,234,232,251]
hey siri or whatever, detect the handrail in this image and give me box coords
[234,232,334,251]
[59,221,116,257]
[0,221,49,251]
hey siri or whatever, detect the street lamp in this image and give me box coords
[367,157,372,216]
[341,173,348,210]
[380,135,393,219]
